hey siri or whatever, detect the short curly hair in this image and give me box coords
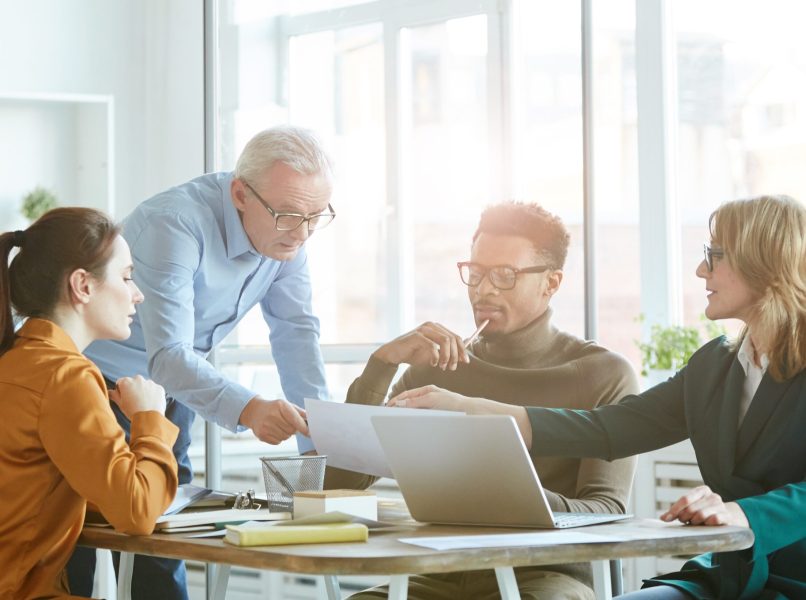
[472,201,570,269]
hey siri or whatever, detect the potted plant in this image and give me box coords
[636,317,725,387]
[21,186,58,222]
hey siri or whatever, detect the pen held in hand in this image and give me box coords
[463,319,490,349]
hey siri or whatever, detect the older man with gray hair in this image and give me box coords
[67,125,335,600]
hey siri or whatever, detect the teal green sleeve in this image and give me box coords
[736,480,806,560]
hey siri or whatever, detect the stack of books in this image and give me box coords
[155,508,290,534]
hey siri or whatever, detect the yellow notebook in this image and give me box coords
[224,522,368,547]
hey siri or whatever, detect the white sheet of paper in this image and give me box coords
[399,520,725,550]
[580,520,726,541]
[305,398,459,478]
[398,531,614,551]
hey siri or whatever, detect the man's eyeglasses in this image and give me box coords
[244,181,336,232]
[703,244,724,272]
[457,261,552,291]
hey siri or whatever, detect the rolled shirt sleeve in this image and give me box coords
[85,173,329,446]
[261,250,328,453]
[129,211,257,432]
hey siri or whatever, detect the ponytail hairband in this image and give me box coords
[12,230,25,248]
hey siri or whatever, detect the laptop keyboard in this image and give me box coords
[553,512,631,528]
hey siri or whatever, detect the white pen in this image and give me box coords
[463,319,490,349]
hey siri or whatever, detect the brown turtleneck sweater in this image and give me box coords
[325,308,638,588]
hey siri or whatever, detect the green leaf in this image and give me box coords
[21,186,58,221]
[634,315,725,376]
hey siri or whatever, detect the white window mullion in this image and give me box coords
[487,0,511,203]
[636,0,682,334]
[384,19,415,337]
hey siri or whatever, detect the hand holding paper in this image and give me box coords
[305,398,459,478]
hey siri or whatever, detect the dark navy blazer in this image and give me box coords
[527,337,806,599]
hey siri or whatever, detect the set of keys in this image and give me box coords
[233,489,261,510]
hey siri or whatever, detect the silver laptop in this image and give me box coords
[371,413,631,529]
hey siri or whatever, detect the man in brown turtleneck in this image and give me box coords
[331,201,638,600]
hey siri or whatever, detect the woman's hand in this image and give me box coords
[111,375,167,420]
[387,384,481,412]
[660,485,749,527]
[387,385,533,448]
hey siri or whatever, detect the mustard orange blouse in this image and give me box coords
[0,318,179,599]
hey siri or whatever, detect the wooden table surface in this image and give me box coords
[79,500,754,577]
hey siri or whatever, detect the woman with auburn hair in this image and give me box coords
[0,208,179,600]
[389,195,806,599]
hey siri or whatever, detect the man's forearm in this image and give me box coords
[150,345,253,432]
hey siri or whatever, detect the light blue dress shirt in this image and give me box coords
[85,171,328,453]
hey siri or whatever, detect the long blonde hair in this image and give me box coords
[710,195,806,380]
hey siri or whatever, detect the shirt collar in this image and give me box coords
[16,318,81,355]
[221,172,258,259]
[736,333,769,376]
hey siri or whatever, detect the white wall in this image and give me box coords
[0,0,204,222]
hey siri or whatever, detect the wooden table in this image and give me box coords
[79,501,753,600]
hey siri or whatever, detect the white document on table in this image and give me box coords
[399,520,725,550]
[399,531,614,551]
[305,398,459,478]
[581,520,725,540]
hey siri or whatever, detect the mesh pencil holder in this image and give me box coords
[260,455,327,513]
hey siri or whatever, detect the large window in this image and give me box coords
[405,15,491,334]
[215,0,508,417]
[512,1,640,361]
[216,0,643,360]
[210,0,643,448]
[208,0,806,455]
[675,0,806,336]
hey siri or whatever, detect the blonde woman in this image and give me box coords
[0,208,179,599]
[390,195,806,599]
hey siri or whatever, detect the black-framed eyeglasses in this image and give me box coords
[703,244,724,272]
[457,261,553,291]
[244,181,336,232]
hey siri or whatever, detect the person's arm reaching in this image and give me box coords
[388,385,534,445]
[40,363,178,535]
[259,247,326,453]
[129,212,305,444]
[390,365,691,460]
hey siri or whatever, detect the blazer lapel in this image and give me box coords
[735,373,796,462]
[716,359,745,478]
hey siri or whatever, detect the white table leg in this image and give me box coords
[592,560,613,600]
[388,575,409,600]
[324,575,341,600]
[494,567,521,600]
[117,552,134,600]
[210,564,231,600]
